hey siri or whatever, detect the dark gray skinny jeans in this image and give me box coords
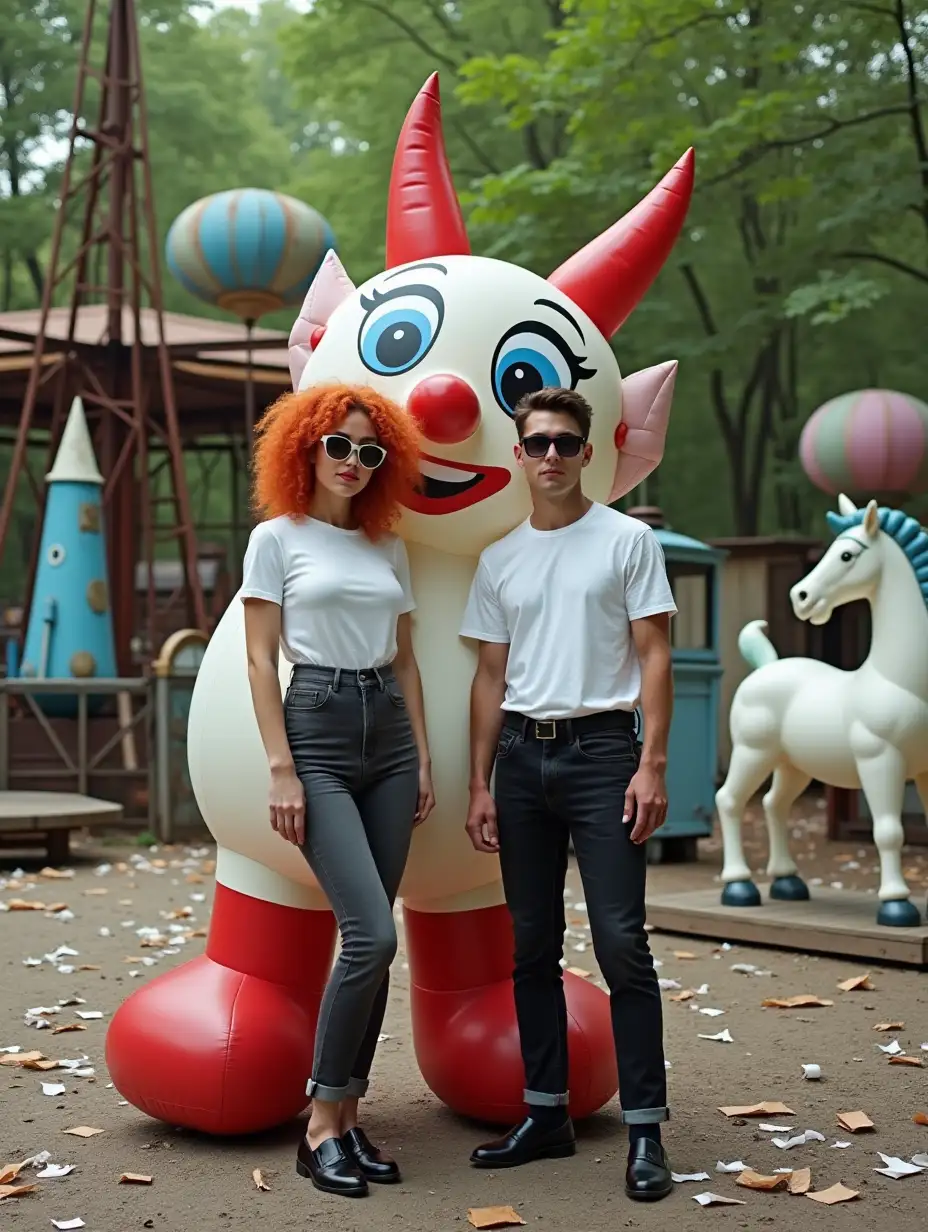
[283,662,419,1103]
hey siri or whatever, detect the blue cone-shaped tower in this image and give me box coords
[19,396,117,717]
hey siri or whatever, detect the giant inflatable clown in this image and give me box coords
[106,74,694,1135]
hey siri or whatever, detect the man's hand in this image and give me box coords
[465,785,500,853]
[624,762,667,844]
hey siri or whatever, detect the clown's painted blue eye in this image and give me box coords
[358,283,444,376]
[491,321,596,415]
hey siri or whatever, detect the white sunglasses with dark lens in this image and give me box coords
[321,433,387,470]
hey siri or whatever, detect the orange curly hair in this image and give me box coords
[252,383,422,538]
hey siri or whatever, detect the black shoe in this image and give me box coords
[470,1115,576,1168]
[296,1134,369,1197]
[342,1127,401,1184]
[625,1137,672,1201]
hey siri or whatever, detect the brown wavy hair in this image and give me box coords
[251,384,422,538]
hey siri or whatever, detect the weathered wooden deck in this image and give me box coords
[646,885,928,968]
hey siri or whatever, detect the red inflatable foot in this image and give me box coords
[105,883,337,1135]
[404,903,617,1124]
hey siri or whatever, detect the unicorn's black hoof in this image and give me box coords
[876,899,922,928]
[721,880,762,907]
[769,875,810,902]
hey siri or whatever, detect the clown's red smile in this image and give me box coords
[403,451,511,515]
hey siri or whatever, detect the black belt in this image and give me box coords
[505,709,637,742]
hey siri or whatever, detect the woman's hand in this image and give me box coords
[269,764,306,845]
[414,761,435,826]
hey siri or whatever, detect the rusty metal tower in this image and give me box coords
[0,0,207,673]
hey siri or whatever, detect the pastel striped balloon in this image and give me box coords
[799,389,928,496]
[165,188,336,321]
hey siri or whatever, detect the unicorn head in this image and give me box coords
[790,492,928,625]
[287,73,695,555]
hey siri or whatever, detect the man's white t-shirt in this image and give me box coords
[459,502,676,720]
[239,515,415,669]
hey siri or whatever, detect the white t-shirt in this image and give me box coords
[459,502,676,719]
[239,515,415,669]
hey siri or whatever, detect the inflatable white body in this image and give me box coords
[106,73,694,1133]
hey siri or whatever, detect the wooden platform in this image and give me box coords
[0,791,123,862]
[645,886,928,968]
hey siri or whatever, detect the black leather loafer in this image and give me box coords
[470,1115,576,1168]
[342,1127,401,1183]
[296,1134,368,1197]
[625,1137,673,1201]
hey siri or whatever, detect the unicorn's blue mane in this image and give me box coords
[826,505,928,606]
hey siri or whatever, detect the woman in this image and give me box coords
[240,383,434,1199]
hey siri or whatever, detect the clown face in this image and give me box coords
[288,73,694,557]
[297,254,622,554]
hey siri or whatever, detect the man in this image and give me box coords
[459,386,675,1202]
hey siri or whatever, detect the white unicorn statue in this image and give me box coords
[716,492,928,928]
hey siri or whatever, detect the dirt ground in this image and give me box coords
[2,796,927,1232]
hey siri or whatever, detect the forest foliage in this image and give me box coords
[3,0,928,556]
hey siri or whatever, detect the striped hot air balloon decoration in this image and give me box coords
[799,389,928,500]
[165,188,336,323]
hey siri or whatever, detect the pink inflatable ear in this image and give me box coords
[608,361,678,502]
[288,249,357,390]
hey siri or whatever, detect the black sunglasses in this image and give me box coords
[520,432,587,459]
[321,433,387,470]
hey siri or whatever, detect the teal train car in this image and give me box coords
[18,397,117,717]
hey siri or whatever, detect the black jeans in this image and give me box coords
[494,711,669,1126]
[284,663,419,1103]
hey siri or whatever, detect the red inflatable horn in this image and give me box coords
[386,72,470,268]
[547,149,695,339]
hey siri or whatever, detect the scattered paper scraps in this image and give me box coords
[914,1112,928,1126]
[836,1111,874,1133]
[889,1055,923,1067]
[83,888,108,897]
[878,1039,904,1055]
[23,1058,59,1071]
[669,989,696,1002]
[62,1127,104,1138]
[801,1063,822,1080]
[1,1050,46,1067]
[699,1029,734,1043]
[759,1123,795,1132]
[0,1182,37,1198]
[673,951,697,960]
[672,1171,711,1182]
[6,899,48,911]
[467,1206,525,1229]
[564,966,591,979]
[37,1164,76,1179]
[119,1173,153,1185]
[716,1160,747,1173]
[74,1011,103,1021]
[693,1192,745,1206]
[51,1220,85,1230]
[42,1082,66,1096]
[788,1167,812,1194]
[253,1169,269,1191]
[806,1182,859,1205]
[0,1162,25,1185]
[773,1130,826,1150]
[874,1153,923,1179]
[736,1169,787,1191]
[874,1021,905,1031]
[40,867,75,880]
[762,996,833,1009]
[837,974,873,992]
[719,1102,795,1118]
[52,1024,87,1036]
[914,1153,928,1168]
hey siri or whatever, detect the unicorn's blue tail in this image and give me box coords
[738,619,779,671]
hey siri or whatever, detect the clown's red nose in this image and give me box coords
[407,374,481,445]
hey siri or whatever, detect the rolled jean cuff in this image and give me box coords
[346,1076,369,1099]
[620,1106,670,1125]
[306,1079,351,1101]
[524,1089,569,1107]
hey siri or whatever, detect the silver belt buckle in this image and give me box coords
[534,720,557,740]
